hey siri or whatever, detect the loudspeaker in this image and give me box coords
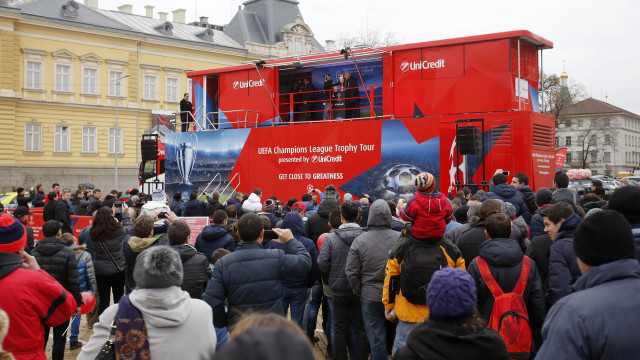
[141,139,158,161]
[457,126,480,155]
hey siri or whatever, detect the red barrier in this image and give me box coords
[24,212,93,242]
[177,217,209,246]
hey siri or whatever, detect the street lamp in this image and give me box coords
[114,74,131,191]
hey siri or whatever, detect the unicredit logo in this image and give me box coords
[400,59,446,72]
[232,79,265,90]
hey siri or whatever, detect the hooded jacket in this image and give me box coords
[72,244,96,293]
[203,238,311,328]
[401,192,453,238]
[529,204,551,238]
[93,213,133,276]
[457,219,489,267]
[241,193,262,214]
[482,184,531,223]
[0,252,77,360]
[395,319,511,360]
[546,213,582,305]
[172,244,212,298]
[551,188,581,208]
[32,191,45,207]
[78,287,217,360]
[123,235,168,292]
[169,199,184,216]
[346,199,400,302]
[206,197,225,218]
[270,212,319,288]
[183,199,207,217]
[195,224,235,260]
[537,259,640,360]
[31,237,82,306]
[43,201,56,222]
[87,198,102,215]
[225,197,243,217]
[72,197,90,216]
[317,223,363,296]
[307,200,339,243]
[467,238,546,348]
[517,185,537,221]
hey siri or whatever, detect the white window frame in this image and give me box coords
[54,124,71,153]
[82,67,98,95]
[108,127,124,155]
[143,75,157,100]
[166,76,178,102]
[109,71,124,97]
[187,78,192,98]
[82,126,97,154]
[24,123,42,152]
[54,64,71,92]
[25,60,43,90]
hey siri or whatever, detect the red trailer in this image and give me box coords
[166,30,555,201]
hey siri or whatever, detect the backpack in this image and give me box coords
[476,256,532,360]
[398,237,447,305]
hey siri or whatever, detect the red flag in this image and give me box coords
[555,148,568,172]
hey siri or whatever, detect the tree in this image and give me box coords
[539,73,586,128]
[567,118,619,169]
[335,29,401,49]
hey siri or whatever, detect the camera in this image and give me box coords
[115,201,123,208]
[273,200,284,217]
[158,212,167,219]
[323,74,331,81]
[263,229,279,240]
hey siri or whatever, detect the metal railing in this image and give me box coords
[220,172,241,206]
[205,110,260,129]
[198,173,222,199]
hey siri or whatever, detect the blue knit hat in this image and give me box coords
[0,213,26,253]
[427,267,477,322]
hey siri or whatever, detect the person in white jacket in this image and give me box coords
[78,246,217,359]
[242,188,263,214]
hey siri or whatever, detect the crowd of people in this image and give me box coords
[0,169,639,360]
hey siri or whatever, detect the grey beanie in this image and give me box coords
[503,202,516,218]
[133,246,183,289]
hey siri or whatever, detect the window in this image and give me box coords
[55,65,71,92]
[109,71,123,97]
[82,126,97,153]
[143,75,157,100]
[83,68,98,94]
[590,151,598,163]
[565,136,571,146]
[555,137,560,148]
[24,123,41,151]
[604,152,611,163]
[187,78,192,98]
[166,77,178,102]
[26,61,42,89]
[605,134,611,146]
[566,152,572,162]
[109,127,124,155]
[54,125,70,153]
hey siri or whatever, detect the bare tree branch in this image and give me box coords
[335,29,401,49]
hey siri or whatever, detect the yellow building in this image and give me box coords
[0,0,256,192]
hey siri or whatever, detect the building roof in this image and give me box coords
[18,0,245,51]
[224,0,324,51]
[559,97,639,118]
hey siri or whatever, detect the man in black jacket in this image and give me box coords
[168,220,212,298]
[55,189,73,234]
[206,191,225,219]
[344,71,360,119]
[457,199,502,266]
[180,93,194,132]
[87,189,103,215]
[467,213,546,352]
[43,192,58,222]
[512,173,537,221]
[16,187,33,208]
[323,74,335,119]
[31,220,81,360]
[300,78,317,121]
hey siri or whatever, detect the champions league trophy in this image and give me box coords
[173,133,199,198]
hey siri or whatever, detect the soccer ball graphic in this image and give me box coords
[383,164,422,196]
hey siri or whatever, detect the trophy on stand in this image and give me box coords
[173,133,199,197]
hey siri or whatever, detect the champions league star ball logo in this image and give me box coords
[383,164,422,196]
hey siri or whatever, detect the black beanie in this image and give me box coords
[608,186,640,225]
[574,210,635,266]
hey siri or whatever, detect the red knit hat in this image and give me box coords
[0,213,27,253]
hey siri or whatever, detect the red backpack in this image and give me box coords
[476,256,532,360]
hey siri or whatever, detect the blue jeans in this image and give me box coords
[304,282,323,336]
[282,286,309,329]
[393,320,417,355]
[69,315,81,342]
[360,298,388,360]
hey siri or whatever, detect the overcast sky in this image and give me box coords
[103,0,640,115]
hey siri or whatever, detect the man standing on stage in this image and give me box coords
[180,93,194,132]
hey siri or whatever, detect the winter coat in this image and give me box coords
[92,213,133,275]
[31,237,82,306]
[307,199,338,243]
[401,191,453,238]
[195,225,235,260]
[32,191,45,207]
[546,213,582,305]
[202,239,311,328]
[206,197,225,218]
[467,238,546,348]
[169,199,184,215]
[482,184,531,223]
[72,197,90,216]
[395,319,511,360]
[87,198,102,215]
[183,199,207,217]
[525,234,552,290]
[445,222,471,246]
[258,211,281,229]
[383,234,465,323]
[123,235,169,292]
[583,200,607,212]
[457,219,489,267]
[529,204,550,239]
[551,188,581,208]
[225,197,243,217]
[270,212,319,288]
[72,244,96,293]
[241,193,262,214]
[317,223,363,296]
[517,186,537,222]
[346,200,400,302]
[43,201,57,222]
[537,259,640,360]
[633,224,640,262]
[78,287,217,360]
[54,199,72,234]
[172,244,212,299]
[358,205,370,227]
[302,200,317,215]
[0,252,77,360]
[16,193,33,208]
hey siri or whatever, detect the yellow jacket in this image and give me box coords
[382,235,465,323]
